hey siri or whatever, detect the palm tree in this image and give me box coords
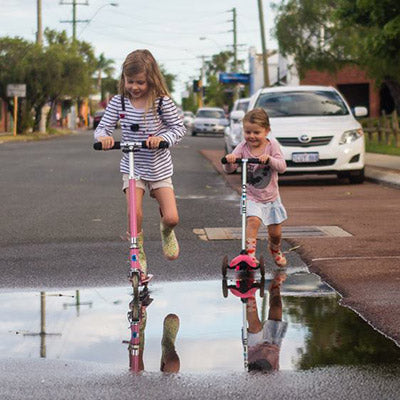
[95,53,115,101]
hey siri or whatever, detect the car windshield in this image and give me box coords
[255,90,349,117]
[236,101,249,112]
[197,110,225,119]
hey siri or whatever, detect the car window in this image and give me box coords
[197,110,225,119]
[237,101,249,112]
[255,91,349,117]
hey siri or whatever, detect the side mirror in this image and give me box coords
[230,110,245,121]
[353,106,368,117]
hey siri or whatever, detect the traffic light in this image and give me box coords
[202,86,208,96]
[193,80,200,92]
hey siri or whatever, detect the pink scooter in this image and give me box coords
[220,157,265,278]
[94,139,167,372]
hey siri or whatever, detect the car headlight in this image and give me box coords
[339,129,363,145]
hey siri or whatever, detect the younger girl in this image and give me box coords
[223,108,287,267]
[94,49,186,276]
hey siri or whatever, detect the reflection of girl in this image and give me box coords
[223,108,288,267]
[247,271,287,372]
[138,310,180,373]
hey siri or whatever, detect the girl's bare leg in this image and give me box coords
[268,223,287,267]
[246,216,262,261]
[152,187,179,229]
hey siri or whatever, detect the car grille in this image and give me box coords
[277,136,333,147]
[286,159,336,167]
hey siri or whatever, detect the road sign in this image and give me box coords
[7,84,26,98]
[219,73,250,84]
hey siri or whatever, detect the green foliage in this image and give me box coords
[159,65,176,95]
[0,29,97,133]
[203,51,246,109]
[273,0,354,78]
[273,0,400,111]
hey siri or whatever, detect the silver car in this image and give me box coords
[192,107,229,136]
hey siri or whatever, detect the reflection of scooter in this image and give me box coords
[220,157,265,277]
[222,271,264,371]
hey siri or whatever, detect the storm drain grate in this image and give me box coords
[193,226,352,241]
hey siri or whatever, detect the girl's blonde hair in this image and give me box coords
[243,108,270,129]
[118,49,171,113]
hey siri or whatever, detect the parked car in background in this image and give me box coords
[247,85,367,183]
[183,111,195,131]
[192,107,229,136]
[231,97,250,113]
[224,97,250,153]
[93,110,105,129]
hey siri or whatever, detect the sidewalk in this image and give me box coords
[365,153,400,187]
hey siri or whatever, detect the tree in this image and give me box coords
[0,30,97,132]
[273,0,400,112]
[95,53,115,102]
[335,0,400,112]
[203,51,246,109]
[273,0,353,78]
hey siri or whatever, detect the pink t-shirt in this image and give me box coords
[224,137,286,203]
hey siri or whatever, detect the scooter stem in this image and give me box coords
[241,159,248,251]
[128,148,138,243]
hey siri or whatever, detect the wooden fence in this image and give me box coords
[362,111,400,147]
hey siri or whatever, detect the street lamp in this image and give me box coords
[77,2,118,38]
[199,36,223,50]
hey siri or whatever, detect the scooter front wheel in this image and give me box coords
[222,255,229,277]
[222,278,228,298]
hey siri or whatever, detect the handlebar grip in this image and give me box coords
[93,141,121,150]
[140,140,169,149]
[220,157,262,164]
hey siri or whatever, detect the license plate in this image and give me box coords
[292,152,319,163]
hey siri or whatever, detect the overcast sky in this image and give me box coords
[1,0,278,102]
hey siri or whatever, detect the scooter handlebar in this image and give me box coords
[221,157,261,164]
[93,141,169,151]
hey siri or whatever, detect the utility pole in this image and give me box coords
[231,8,238,71]
[197,55,206,108]
[229,7,240,101]
[60,0,89,41]
[257,0,270,87]
[36,0,43,45]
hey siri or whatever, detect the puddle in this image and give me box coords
[1,273,399,373]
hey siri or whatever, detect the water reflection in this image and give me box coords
[247,270,287,373]
[1,276,399,372]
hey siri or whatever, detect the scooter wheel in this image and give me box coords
[222,278,228,298]
[222,255,229,277]
[259,276,265,298]
[258,255,265,276]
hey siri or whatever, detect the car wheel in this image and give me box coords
[348,168,365,184]
[191,130,197,136]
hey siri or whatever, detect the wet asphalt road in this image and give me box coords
[1,131,400,399]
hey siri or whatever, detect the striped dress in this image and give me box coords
[94,95,186,181]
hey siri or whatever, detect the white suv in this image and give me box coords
[247,85,367,183]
